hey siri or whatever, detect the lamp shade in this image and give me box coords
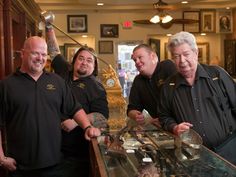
[150,15,160,23]
[150,12,173,24]
[162,14,173,23]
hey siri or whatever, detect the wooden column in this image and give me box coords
[0,2,7,175]
[0,0,5,79]
[0,2,7,177]
[11,6,26,71]
[226,8,236,39]
[3,0,13,76]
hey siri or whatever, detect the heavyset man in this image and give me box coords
[46,25,109,177]
[127,44,176,126]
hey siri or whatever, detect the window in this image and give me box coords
[117,41,142,98]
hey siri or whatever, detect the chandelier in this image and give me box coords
[150,11,173,24]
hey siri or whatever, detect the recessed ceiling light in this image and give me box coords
[226,7,230,10]
[97,2,104,6]
[181,1,188,4]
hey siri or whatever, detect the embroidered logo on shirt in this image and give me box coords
[158,79,164,86]
[78,83,85,89]
[46,84,56,90]
[212,77,219,81]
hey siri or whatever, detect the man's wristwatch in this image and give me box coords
[84,125,92,132]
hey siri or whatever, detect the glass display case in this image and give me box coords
[90,126,236,177]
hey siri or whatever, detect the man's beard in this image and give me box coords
[77,69,87,76]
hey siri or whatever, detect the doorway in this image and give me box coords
[117,41,142,98]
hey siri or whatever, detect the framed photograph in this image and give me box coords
[218,10,232,33]
[197,42,209,64]
[59,46,65,57]
[183,11,200,33]
[67,15,87,33]
[149,38,160,57]
[164,43,172,59]
[99,41,113,54]
[200,10,216,33]
[64,43,81,62]
[100,24,119,38]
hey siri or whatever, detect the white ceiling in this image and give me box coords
[35,0,236,12]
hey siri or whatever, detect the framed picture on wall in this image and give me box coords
[200,10,216,33]
[64,43,81,62]
[67,15,87,33]
[59,46,65,57]
[218,10,232,33]
[99,41,113,54]
[149,38,160,57]
[183,11,200,33]
[164,43,172,59]
[197,42,210,64]
[100,24,119,38]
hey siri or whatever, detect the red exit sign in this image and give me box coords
[122,21,132,29]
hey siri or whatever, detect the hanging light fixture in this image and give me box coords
[150,15,160,23]
[150,11,173,24]
[150,0,173,24]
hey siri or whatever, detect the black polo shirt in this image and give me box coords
[0,69,82,170]
[52,54,108,158]
[159,64,236,149]
[127,59,176,118]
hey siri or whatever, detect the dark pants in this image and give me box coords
[8,164,63,177]
[60,156,90,177]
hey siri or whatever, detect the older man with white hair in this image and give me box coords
[159,31,236,165]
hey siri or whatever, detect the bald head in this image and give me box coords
[21,36,48,79]
[23,36,47,51]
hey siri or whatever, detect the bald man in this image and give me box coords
[0,36,100,177]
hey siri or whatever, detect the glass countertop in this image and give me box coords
[97,127,236,177]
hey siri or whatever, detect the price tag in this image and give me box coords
[126,149,135,153]
[142,157,152,162]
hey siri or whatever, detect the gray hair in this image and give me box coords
[167,31,198,52]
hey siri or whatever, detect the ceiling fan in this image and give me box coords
[133,0,198,28]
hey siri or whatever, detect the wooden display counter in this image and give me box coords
[90,138,108,177]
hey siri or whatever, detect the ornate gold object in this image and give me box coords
[101,65,127,130]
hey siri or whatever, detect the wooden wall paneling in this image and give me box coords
[3,0,14,76]
[0,2,7,177]
[11,0,42,70]
[0,0,5,79]
[11,5,26,71]
[13,0,42,36]
[224,40,236,76]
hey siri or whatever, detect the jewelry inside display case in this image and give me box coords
[92,124,236,177]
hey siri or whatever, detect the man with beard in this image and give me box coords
[127,44,176,126]
[46,26,109,177]
[0,36,100,177]
[159,31,236,165]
